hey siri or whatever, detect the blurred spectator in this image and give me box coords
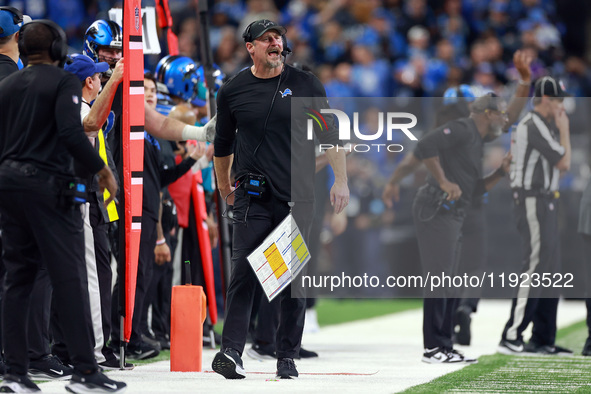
[317,20,348,65]
[350,44,391,97]
[214,26,249,76]
[422,38,452,94]
[398,0,436,38]
[406,25,430,58]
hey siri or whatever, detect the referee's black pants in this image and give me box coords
[502,196,560,345]
[412,187,464,350]
[221,189,313,359]
[0,168,97,376]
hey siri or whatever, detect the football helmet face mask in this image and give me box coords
[83,20,122,65]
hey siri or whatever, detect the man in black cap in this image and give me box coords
[498,76,573,356]
[410,93,512,364]
[212,19,348,379]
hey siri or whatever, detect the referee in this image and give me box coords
[498,76,572,356]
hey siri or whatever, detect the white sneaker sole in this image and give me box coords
[212,353,246,379]
[66,382,126,393]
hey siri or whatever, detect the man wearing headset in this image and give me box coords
[212,19,349,379]
[409,94,512,364]
[0,21,125,392]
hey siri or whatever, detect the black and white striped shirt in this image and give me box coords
[510,111,565,192]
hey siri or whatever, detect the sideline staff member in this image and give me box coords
[412,94,511,364]
[0,21,125,392]
[212,19,348,380]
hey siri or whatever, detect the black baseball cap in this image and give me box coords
[534,76,569,98]
[243,19,286,42]
[471,92,502,113]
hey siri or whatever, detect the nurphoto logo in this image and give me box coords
[305,108,418,153]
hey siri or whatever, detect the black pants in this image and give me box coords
[412,186,464,349]
[111,215,157,347]
[0,168,97,375]
[51,199,116,363]
[221,189,313,359]
[141,260,173,340]
[252,286,280,347]
[502,196,560,344]
[28,267,52,361]
[457,204,486,311]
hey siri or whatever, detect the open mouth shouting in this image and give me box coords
[267,47,281,59]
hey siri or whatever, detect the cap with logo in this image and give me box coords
[0,6,31,38]
[534,76,569,98]
[243,19,286,42]
[64,54,109,82]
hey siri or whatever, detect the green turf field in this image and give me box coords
[315,298,423,326]
[400,320,591,393]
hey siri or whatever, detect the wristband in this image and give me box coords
[182,124,206,141]
[156,238,166,246]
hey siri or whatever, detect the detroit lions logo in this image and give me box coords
[280,88,292,98]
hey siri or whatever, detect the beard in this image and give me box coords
[265,57,282,69]
[484,124,503,142]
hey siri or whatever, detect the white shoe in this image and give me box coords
[421,347,463,364]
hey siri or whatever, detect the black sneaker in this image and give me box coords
[524,341,574,356]
[421,347,463,363]
[212,348,246,379]
[296,347,318,359]
[141,334,162,351]
[28,354,74,380]
[66,371,126,393]
[582,337,591,356]
[497,339,525,355]
[98,358,135,370]
[156,336,170,350]
[246,343,276,361]
[276,358,298,379]
[0,357,6,375]
[126,342,159,360]
[0,373,41,392]
[454,306,472,346]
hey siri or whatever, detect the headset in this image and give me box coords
[18,20,68,66]
[0,6,23,36]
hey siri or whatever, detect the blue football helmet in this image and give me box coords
[155,55,200,102]
[83,20,123,63]
[192,64,225,106]
[443,84,476,105]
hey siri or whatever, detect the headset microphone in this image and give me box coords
[281,36,291,57]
